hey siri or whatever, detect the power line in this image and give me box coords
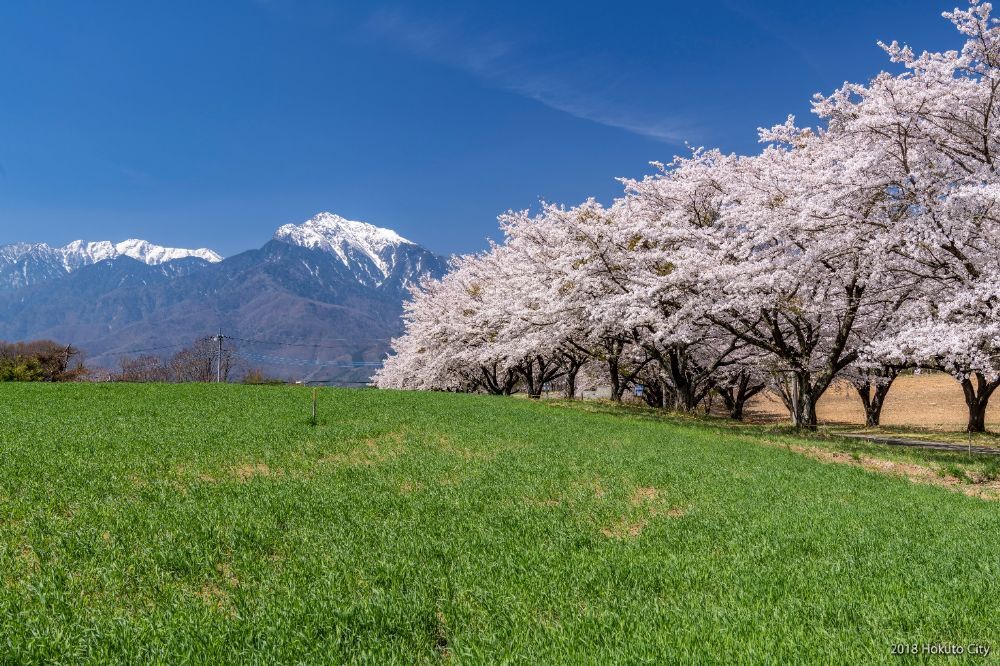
[116,340,207,355]
[298,379,373,385]
[115,333,389,369]
[226,335,394,349]
[235,350,383,368]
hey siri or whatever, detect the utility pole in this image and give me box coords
[216,329,223,383]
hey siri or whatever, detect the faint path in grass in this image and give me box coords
[841,433,1000,457]
[761,439,1000,500]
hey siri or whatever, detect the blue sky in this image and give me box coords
[0,0,958,256]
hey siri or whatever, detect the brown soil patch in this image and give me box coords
[601,485,686,539]
[767,440,1000,500]
[17,544,39,573]
[653,506,687,518]
[216,562,239,588]
[400,481,425,494]
[434,609,451,660]
[232,463,273,480]
[197,583,235,616]
[444,446,493,461]
[435,433,494,461]
[165,465,212,492]
[322,430,407,466]
[601,517,648,539]
[748,374,1000,429]
[630,487,659,505]
[196,560,240,616]
[170,482,190,496]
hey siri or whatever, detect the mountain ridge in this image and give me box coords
[0,213,449,381]
[0,239,223,291]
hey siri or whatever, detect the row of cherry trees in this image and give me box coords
[376,2,1000,432]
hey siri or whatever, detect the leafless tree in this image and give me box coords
[117,354,169,382]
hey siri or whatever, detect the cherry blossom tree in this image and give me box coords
[380,1,999,434]
[375,273,483,392]
[619,127,907,428]
[498,201,650,401]
[615,150,760,414]
[814,0,1000,431]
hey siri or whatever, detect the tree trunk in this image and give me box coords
[661,348,703,412]
[790,372,819,430]
[730,399,745,421]
[607,356,622,402]
[480,365,505,395]
[968,402,987,434]
[502,372,518,396]
[737,377,764,420]
[774,369,833,430]
[523,356,566,399]
[564,365,578,399]
[641,381,664,409]
[612,383,629,402]
[850,366,898,427]
[522,358,540,398]
[672,382,698,412]
[853,379,894,427]
[716,373,764,421]
[960,373,999,433]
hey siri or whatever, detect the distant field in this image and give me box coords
[748,372,1000,430]
[1,384,999,663]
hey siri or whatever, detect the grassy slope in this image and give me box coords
[0,384,998,664]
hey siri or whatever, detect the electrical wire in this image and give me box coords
[116,340,208,355]
[235,350,383,368]
[226,335,394,349]
[116,334,388,370]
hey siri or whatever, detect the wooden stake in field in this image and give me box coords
[311,387,318,426]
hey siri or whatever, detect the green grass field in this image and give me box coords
[1,384,998,663]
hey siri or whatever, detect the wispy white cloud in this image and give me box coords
[364,7,696,144]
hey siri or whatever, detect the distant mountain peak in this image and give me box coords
[275,212,412,250]
[273,212,421,283]
[0,238,223,291]
[0,216,449,381]
[109,239,223,266]
[7,239,223,267]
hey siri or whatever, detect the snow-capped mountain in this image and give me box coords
[68,239,222,267]
[273,212,444,289]
[0,215,447,381]
[0,239,222,290]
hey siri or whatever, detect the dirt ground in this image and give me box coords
[746,372,1000,430]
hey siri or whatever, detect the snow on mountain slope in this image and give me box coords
[111,239,222,266]
[273,212,435,287]
[0,239,222,290]
[0,219,449,381]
